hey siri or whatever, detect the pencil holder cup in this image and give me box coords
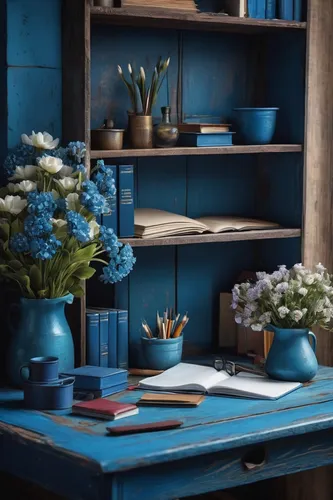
[141,336,183,370]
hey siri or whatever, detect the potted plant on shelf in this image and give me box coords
[231,263,333,382]
[117,56,170,149]
[1,131,136,387]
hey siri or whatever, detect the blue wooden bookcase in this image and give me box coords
[62,0,333,372]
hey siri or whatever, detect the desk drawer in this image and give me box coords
[110,428,333,500]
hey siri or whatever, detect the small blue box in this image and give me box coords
[61,365,128,390]
[178,132,235,147]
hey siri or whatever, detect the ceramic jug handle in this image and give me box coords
[19,363,30,380]
[309,331,317,353]
[7,303,20,334]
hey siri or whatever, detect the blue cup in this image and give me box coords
[23,377,75,410]
[233,107,279,144]
[141,336,183,370]
[20,356,59,384]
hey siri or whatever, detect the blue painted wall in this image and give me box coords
[6,0,62,150]
[0,1,7,168]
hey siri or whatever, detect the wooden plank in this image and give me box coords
[62,0,91,366]
[303,0,333,367]
[91,7,307,33]
[120,229,301,247]
[90,144,303,158]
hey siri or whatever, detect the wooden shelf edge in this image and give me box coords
[90,144,303,159]
[90,7,307,32]
[120,228,301,247]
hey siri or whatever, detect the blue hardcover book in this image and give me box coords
[87,308,108,367]
[248,0,265,18]
[90,382,128,398]
[279,0,293,20]
[61,365,128,390]
[178,132,235,147]
[86,312,99,366]
[118,165,134,238]
[266,0,276,18]
[90,307,118,368]
[101,165,118,235]
[293,0,302,21]
[117,309,129,370]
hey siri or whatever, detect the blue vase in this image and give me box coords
[265,325,318,382]
[7,294,75,388]
[233,107,279,144]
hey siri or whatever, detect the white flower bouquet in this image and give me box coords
[232,263,333,331]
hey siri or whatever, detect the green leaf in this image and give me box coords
[8,260,23,270]
[29,264,43,290]
[68,284,85,297]
[37,289,49,299]
[72,244,97,263]
[65,237,79,253]
[72,266,96,280]
[10,218,23,235]
[0,222,10,239]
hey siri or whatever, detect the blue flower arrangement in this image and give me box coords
[0,131,136,299]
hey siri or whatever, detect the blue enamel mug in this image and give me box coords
[20,356,59,384]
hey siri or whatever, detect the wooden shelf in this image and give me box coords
[90,7,307,33]
[90,144,302,159]
[120,228,301,247]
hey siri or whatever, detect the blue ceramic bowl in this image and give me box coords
[141,336,183,370]
[233,107,279,144]
[23,377,74,410]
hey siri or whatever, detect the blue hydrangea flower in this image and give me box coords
[67,141,86,164]
[80,180,108,216]
[73,164,87,174]
[100,243,136,284]
[55,198,66,212]
[29,234,61,260]
[4,144,35,178]
[24,214,52,238]
[92,160,116,203]
[27,192,57,217]
[10,233,30,253]
[98,226,119,255]
[66,210,90,243]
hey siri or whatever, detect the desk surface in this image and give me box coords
[1,366,333,499]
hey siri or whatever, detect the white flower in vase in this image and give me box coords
[66,193,80,211]
[17,180,37,193]
[58,165,74,178]
[39,156,63,174]
[21,131,59,150]
[55,177,78,191]
[10,165,37,181]
[0,195,27,215]
[89,220,100,239]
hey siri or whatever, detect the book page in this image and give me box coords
[209,374,301,399]
[195,216,280,234]
[138,363,229,392]
[135,209,208,231]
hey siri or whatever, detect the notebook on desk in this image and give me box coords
[138,363,302,400]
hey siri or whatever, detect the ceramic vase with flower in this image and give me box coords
[2,131,136,387]
[232,263,333,382]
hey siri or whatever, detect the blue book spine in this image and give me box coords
[86,313,99,366]
[256,0,266,18]
[279,0,293,20]
[247,0,257,17]
[107,309,118,368]
[117,310,129,370]
[101,165,118,235]
[293,0,302,21]
[266,0,276,18]
[179,133,234,147]
[99,311,109,367]
[118,165,134,238]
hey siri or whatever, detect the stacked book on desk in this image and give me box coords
[86,308,129,370]
[62,366,128,399]
[134,208,280,239]
[101,164,134,238]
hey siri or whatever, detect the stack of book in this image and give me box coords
[86,308,129,370]
[223,1,302,21]
[134,208,280,239]
[101,164,134,238]
[62,366,128,399]
[121,0,198,12]
[177,123,234,147]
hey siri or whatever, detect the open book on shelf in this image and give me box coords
[138,363,302,400]
[134,208,280,239]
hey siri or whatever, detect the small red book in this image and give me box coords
[72,398,138,420]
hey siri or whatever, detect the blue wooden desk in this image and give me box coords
[1,367,333,500]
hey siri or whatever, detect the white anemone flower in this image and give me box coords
[21,131,59,150]
[0,195,27,215]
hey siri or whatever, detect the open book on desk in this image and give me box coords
[135,209,280,239]
[138,363,302,400]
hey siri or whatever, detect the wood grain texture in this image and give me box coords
[120,229,301,247]
[62,0,92,366]
[90,144,303,158]
[91,7,307,33]
[303,0,333,367]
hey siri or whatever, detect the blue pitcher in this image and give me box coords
[265,325,318,382]
[7,294,75,388]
